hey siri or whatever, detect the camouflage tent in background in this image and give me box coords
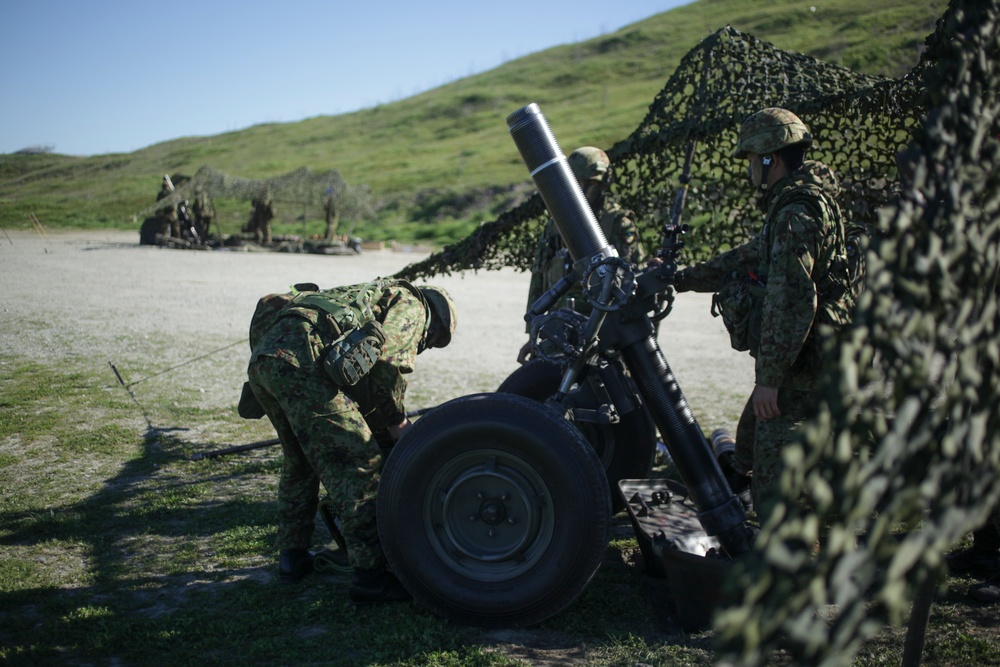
[138,165,376,231]
[399,1,999,665]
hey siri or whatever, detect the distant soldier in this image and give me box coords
[670,108,854,524]
[323,187,340,241]
[518,146,647,363]
[244,192,276,244]
[158,202,180,239]
[192,188,215,240]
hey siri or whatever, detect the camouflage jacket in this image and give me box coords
[250,284,430,428]
[676,160,851,390]
[525,199,646,328]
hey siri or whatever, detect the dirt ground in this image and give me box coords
[0,229,754,433]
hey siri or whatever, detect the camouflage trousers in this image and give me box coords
[248,355,385,570]
[734,387,817,525]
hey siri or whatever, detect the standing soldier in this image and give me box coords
[670,108,854,524]
[518,146,647,363]
[244,280,457,603]
[192,187,215,240]
[245,192,276,244]
[323,187,340,241]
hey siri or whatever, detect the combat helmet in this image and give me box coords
[567,146,610,182]
[419,286,457,347]
[734,108,813,158]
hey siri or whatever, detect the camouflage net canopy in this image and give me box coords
[399,1,1000,665]
[716,2,1000,666]
[137,165,374,222]
[394,20,919,280]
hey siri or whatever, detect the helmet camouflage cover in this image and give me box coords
[419,286,457,347]
[734,107,813,158]
[567,146,610,182]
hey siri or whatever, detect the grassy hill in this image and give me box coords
[0,0,943,244]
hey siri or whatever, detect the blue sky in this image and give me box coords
[1,0,691,156]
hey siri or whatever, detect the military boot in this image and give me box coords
[278,548,314,584]
[348,567,412,604]
[712,429,753,512]
[969,575,1000,603]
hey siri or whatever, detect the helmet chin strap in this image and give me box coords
[758,155,773,194]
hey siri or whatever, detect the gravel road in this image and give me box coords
[1,230,754,433]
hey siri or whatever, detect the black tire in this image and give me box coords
[377,393,612,627]
[498,359,657,512]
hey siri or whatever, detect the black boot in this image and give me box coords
[712,430,753,513]
[278,548,314,584]
[349,567,412,604]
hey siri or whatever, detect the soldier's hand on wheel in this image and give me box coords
[388,418,412,442]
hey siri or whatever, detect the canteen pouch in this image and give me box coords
[712,271,764,355]
[322,320,388,386]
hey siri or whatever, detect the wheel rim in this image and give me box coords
[426,448,555,582]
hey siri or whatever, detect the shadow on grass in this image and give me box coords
[0,390,720,665]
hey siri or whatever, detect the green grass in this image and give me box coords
[0,0,943,245]
[3,356,999,665]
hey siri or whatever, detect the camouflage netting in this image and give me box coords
[393,19,919,281]
[715,2,1000,666]
[398,1,999,664]
[136,165,374,222]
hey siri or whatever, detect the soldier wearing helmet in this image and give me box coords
[245,279,456,602]
[518,146,647,363]
[671,108,853,524]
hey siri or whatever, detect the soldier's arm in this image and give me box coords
[674,235,762,293]
[366,292,426,426]
[754,203,822,388]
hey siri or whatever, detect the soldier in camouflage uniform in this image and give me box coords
[518,146,647,363]
[244,192,276,244]
[672,108,853,524]
[246,281,457,603]
[191,188,215,240]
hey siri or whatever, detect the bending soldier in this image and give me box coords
[245,281,457,603]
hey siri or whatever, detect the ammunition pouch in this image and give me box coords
[237,381,266,420]
[322,320,387,386]
[711,272,765,356]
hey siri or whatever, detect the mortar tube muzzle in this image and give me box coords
[506,103,615,265]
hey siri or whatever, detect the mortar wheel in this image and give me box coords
[498,359,656,513]
[377,392,611,627]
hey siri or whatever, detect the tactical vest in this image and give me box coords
[248,279,385,353]
[239,279,427,418]
[712,179,854,355]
